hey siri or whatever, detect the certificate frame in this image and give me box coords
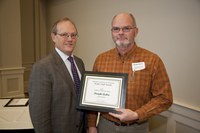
[4,98,29,107]
[77,71,128,113]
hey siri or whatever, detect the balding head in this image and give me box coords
[112,12,137,27]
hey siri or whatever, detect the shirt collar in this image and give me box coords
[55,47,74,62]
[115,44,138,60]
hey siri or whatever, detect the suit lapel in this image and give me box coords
[74,56,84,75]
[52,50,76,94]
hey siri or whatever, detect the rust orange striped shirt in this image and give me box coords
[88,44,173,126]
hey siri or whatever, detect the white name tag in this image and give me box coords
[132,62,145,71]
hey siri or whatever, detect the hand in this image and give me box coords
[109,108,139,122]
[88,127,97,133]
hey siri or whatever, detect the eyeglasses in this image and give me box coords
[111,26,135,33]
[56,33,78,39]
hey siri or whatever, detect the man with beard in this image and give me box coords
[87,12,173,133]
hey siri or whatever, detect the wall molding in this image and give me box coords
[22,62,34,93]
[160,102,200,133]
[0,67,25,98]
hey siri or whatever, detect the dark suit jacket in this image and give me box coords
[29,50,86,133]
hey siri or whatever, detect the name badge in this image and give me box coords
[132,62,145,71]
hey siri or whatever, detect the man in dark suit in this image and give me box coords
[29,17,86,133]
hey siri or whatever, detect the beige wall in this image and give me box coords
[0,0,22,68]
[0,0,46,96]
[46,0,200,110]
[0,0,25,98]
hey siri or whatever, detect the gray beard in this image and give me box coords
[115,40,130,48]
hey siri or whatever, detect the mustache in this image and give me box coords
[116,35,128,39]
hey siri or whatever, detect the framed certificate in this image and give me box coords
[77,71,128,113]
[4,98,29,107]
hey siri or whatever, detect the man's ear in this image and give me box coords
[51,33,56,43]
[134,27,139,37]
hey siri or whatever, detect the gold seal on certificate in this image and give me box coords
[77,71,128,112]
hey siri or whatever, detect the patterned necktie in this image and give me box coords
[68,56,84,121]
[68,56,81,96]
